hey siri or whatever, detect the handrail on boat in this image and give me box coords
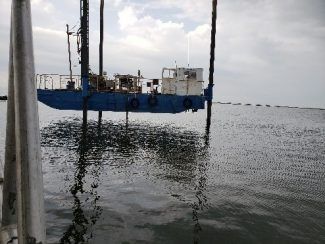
[36,73,164,94]
[36,74,82,90]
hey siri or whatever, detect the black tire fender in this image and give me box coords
[130,98,140,109]
[183,98,192,109]
[148,95,158,107]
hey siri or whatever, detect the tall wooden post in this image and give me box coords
[81,0,89,124]
[206,0,217,132]
[98,0,104,120]
[99,0,104,78]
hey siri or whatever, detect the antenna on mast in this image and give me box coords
[66,24,73,85]
[187,34,190,67]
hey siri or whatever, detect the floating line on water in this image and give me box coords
[214,101,325,110]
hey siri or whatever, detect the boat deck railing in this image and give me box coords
[36,74,82,90]
[36,73,164,94]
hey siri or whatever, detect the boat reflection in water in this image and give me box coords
[41,117,211,243]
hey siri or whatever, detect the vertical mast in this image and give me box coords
[99,0,104,76]
[187,34,190,67]
[80,0,89,121]
[66,24,73,83]
[98,0,104,120]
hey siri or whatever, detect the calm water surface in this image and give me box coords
[0,102,324,243]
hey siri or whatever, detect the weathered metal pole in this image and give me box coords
[81,0,89,124]
[206,0,217,130]
[1,0,46,243]
[1,8,17,235]
[98,0,104,120]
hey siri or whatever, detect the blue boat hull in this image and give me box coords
[37,89,206,113]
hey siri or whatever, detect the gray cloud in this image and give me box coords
[0,0,324,107]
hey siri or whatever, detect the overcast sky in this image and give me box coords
[0,0,324,107]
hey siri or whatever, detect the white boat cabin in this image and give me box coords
[161,68,204,96]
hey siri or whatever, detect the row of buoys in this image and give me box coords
[0,95,8,100]
[215,101,325,110]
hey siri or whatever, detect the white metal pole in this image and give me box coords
[11,0,46,243]
[1,7,17,228]
[0,8,19,244]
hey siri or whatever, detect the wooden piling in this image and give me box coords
[206,0,217,132]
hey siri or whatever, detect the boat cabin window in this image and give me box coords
[162,69,177,79]
[153,79,159,85]
[120,77,133,87]
[184,70,197,80]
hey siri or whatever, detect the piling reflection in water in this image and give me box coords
[41,117,211,243]
[59,122,103,243]
[28,105,325,243]
[192,152,209,244]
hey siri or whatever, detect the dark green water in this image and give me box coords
[0,102,324,243]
